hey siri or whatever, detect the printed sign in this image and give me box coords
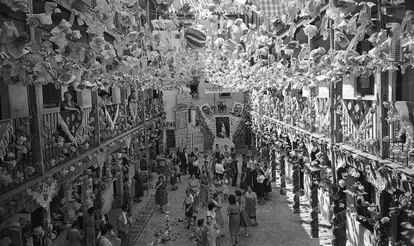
[204,84,239,94]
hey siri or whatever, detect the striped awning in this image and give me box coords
[170,0,243,15]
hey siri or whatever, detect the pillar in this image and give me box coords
[310,171,319,238]
[279,155,286,195]
[292,161,300,214]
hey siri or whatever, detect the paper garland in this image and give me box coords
[104,104,120,131]
[0,120,13,161]
[26,178,58,208]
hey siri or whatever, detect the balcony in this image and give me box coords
[0,117,39,194]
[0,93,163,196]
[42,107,99,170]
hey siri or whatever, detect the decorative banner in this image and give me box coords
[200,104,214,120]
[343,99,373,129]
[204,84,239,94]
[232,102,244,117]
[216,116,230,138]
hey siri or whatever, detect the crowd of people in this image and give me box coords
[153,144,275,246]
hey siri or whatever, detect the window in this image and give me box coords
[356,73,375,96]
[356,40,375,96]
[42,84,62,108]
[189,84,199,99]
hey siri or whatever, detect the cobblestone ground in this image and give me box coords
[135,172,322,246]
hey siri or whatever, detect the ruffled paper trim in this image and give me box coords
[0,120,14,161]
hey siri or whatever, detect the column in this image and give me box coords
[292,160,300,214]
[279,155,286,196]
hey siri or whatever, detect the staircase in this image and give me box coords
[129,193,156,245]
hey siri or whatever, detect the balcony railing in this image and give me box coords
[42,107,99,170]
[341,99,378,156]
[0,117,38,194]
[387,121,414,166]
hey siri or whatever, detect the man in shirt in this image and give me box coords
[215,161,225,180]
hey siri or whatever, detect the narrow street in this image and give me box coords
[136,171,320,246]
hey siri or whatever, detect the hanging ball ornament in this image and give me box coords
[185,27,207,50]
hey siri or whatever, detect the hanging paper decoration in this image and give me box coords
[104,104,120,131]
[343,100,373,129]
[185,27,207,50]
[26,178,58,208]
[0,120,13,161]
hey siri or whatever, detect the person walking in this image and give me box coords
[235,190,250,237]
[117,205,130,246]
[231,156,238,187]
[169,163,179,190]
[188,174,200,212]
[177,147,188,175]
[245,186,258,226]
[200,171,210,208]
[212,193,224,232]
[183,189,195,230]
[227,194,241,246]
[66,221,84,246]
[155,175,168,213]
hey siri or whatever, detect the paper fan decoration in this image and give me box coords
[185,27,207,49]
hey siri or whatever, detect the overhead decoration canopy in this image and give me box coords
[169,0,244,15]
[252,0,288,20]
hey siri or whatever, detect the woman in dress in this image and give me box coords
[183,189,194,230]
[255,165,265,204]
[235,190,249,237]
[227,194,241,246]
[66,221,84,246]
[188,174,200,212]
[155,175,168,213]
[205,216,220,246]
[212,193,224,232]
[200,171,210,208]
[245,186,258,226]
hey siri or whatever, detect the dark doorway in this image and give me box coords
[166,129,175,150]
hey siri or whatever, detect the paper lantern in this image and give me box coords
[185,27,206,49]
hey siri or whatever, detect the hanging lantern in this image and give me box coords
[185,27,207,49]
